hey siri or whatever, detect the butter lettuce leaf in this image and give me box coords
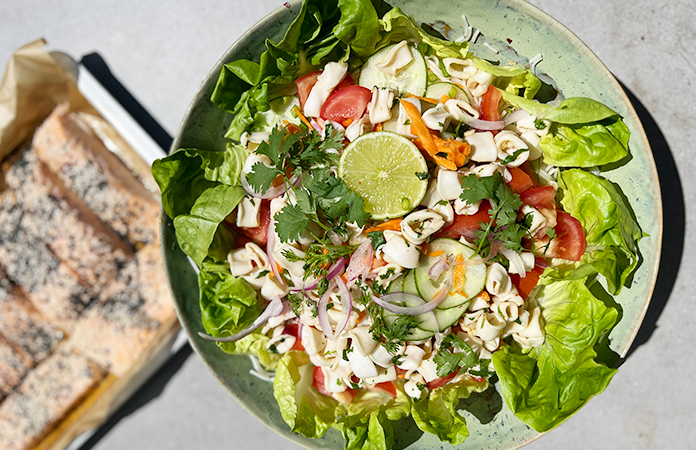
[557,169,644,294]
[492,276,618,432]
[411,376,488,445]
[474,58,541,99]
[540,117,629,167]
[378,8,469,58]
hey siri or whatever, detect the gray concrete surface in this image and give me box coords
[0,0,692,449]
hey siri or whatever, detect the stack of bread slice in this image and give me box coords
[0,104,176,450]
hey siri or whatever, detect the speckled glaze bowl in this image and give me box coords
[161,1,662,448]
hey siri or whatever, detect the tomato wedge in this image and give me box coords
[312,365,331,396]
[545,211,586,261]
[295,71,321,110]
[510,262,545,299]
[373,381,397,399]
[228,199,271,245]
[426,371,457,390]
[520,186,556,210]
[435,201,493,239]
[507,167,534,194]
[320,85,372,123]
[481,86,502,122]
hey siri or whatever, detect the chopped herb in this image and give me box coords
[500,148,529,165]
[437,200,449,206]
[415,171,430,180]
[350,381,361,389]
[534,118,547,129]
[391,354,404,365]
[403,119,412,126]
[284,242,357,282]
[436,151,449,158]
[255,270,269,279]
[367,230,386,250]
[343,347,354,361]
[417,42,433,56]
[469,358,496,378]
[434,334,479,377]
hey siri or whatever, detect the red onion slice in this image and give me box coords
[289,258,346,292]
[333,275,353,338]
[197,296,284,343]
[464,117,505,131]
[502,108,530,126]
[345,239,373,283]
[266,225,282,282]
[428,258,449,281]
[372,272,453,316]
[317,279,337,339]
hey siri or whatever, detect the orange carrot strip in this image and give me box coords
[440,94,452,104]
[365,218,402,234]
[400,99,439,155]
[374,123,383,132]
[429,250,445,257]
[343,118,354,127]
[293,105,313,129]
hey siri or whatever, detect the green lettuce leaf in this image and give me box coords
[492,276,618,432]
[540,117,629,167]
[378,8,469,59]
[198,261,265,352]
[273,351,342,439]
[473,58,541,99]
[333,0,380,58]
[557,169,644,294]
[411,376,488,445]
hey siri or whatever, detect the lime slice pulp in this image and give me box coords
[338,131,428,220]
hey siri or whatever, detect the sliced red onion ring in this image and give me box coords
[502,108,530,126]
[428,258,449,280]
[197,296,284,343]
[333,275,353,338]
[345,239,373,283]
[266,225,282,282]
[464,117,505,131]
[372,272,453,315]
[317,279,337,339]
[326,230,345,246]
[240,172,300,199]
[535,259,548,269]
[289,258,346,292]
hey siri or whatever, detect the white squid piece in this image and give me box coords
[520,130,544,160]
[345,113,373,142]
[422,103,453,132]
[401,210,446,245]
[436,169,463,201]
[396,345,426,371]
[486,263,514,297]
[465,131,498,162]
[376,40,413,76]
[260,272,289,301]
[495,130,530,167]
[473,312,507,342]
[470,162,512,182]
[368,87,396,124]
[442,57,478,81]
[512,306,545,348]
[266,332,297,354]
[381,233,421,269]
[520,204,548,237]
[467,70,495,98]
[444,98,480,122]
[404,373,426,399]
[349,325,379,357]
[236,196,261,228]
[396,97,421,139]
[303,61,348,118]
[272,243,306,278]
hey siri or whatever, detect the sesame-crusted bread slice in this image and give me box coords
[0,269,60,363]
[0,350,104,450]
[2,148,133,290]
[0,190,97,332]
[32,104,160,245]
[0,335,33,397]
[67,292,158,377]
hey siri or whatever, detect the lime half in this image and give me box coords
[338,131,428,220]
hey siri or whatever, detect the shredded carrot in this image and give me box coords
[420,241,428,256]
[343,118,354,127]
[429,250,445,257]
[365,218,402,234]
[356,310,369,324]
[293,105,313,129]
[478,291,491,302]
[397,373,406,379]
[440,94,452,104]
[276,263,285,274]
[451,261,467,295]
[371,258,387,270]
[406,93,438,104]
[341,274,348,284]
[374,122,383,132]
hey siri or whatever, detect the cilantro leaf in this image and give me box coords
[367,231,386,250]
[274,203,310,242]
[500,148,529,165]
[434,334,480,377]
[245,161,282,193]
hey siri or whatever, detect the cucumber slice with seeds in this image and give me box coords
[358,43,427,96]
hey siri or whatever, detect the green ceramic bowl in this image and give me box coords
[161,1,662,448]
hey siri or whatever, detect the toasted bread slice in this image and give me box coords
[67,293,158,377]
[3,148,133,290]
[0,190,97,332]
[0,350,104,450]
[0,270,60,363]
[32,104,160,245]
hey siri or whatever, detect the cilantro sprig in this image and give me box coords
[245,124,370,243]
[283,242,356,281]
[459,173,528,256]
[434,334,486,377]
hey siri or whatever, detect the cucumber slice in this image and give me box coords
[387,274,404,293]
[358,43,427,96]
[382,294,438,341]
[414,238,486,311]
[402,270,419,296]
[425,82,469,102]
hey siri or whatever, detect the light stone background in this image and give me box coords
[0,1,692,449]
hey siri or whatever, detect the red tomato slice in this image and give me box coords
[334,73,354,91]
[228,199,271,245]
[510,262,545,299]
[282,323,305,351]
[295,71,321,110]
[519,161,538,188]
[481,86,502,122]
[520,186,556,210]
[545,211,586,261]
[507,167,534,194]
[435,201,493,240]
[312,365,331,396]
[320,85,372,123]
[426,372,457,390]
[372,381,397,399]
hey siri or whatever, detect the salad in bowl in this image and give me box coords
[154,0,645,448]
